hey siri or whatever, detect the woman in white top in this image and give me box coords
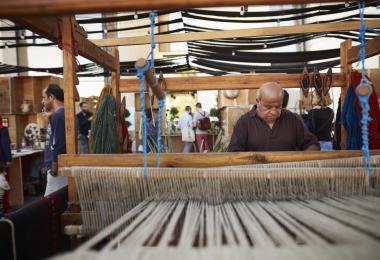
[178,106,194,153]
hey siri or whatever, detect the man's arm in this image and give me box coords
[192,113,199,128]
[0,128,12,162]
[227,116,248,152]
[51,111,66,173]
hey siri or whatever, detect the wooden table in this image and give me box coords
[8,149,44,208]
[163,134,217,153]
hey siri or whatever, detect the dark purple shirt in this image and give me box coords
[228,108,320,152]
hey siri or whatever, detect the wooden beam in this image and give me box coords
[58,150,380,170]
[11,17,118,71]
[347,36,380,64]
[135,58,165,99]
[120,73,343,93]
[62,16,77,155]
[93,20,380,47]
[110,47,123,153]
[62,16,78,204]
[340,39,352,150]
[1,0,343,17]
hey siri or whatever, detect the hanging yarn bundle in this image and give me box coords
[91,93,118,154]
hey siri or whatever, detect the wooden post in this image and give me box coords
[340,39,352,150]
[110,47,123,153]
[62,16,78,202]
[135,58,165,100]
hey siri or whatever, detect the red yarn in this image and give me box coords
[351,71,380,149]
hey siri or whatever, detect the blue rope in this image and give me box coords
[149,12,157,76]
[156,98,165,166]
[356,1,372,178]
[135,61,150,179]
[136,11,165,171]
[148,11,166,167]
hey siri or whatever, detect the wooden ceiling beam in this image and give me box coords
[347,36,380,64]
[93,20,380,47]
[1,0,343,17]
[119,73,343,93]
[12,17,118,71]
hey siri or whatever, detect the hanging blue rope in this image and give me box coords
[356,1,372,178]
[148,11,166,167]
[135,61,150,179]
[156,98,165,167]
[135,11,165,172]
[149,12,157,75]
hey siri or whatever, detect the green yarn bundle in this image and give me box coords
[91,93,117,154]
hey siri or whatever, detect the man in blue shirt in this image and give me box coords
[42,84,67,196]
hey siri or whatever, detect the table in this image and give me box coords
[8,149,44,208]
[163,134,217,153]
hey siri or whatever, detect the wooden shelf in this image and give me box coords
[0,75,63,147]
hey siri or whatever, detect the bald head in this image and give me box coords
[257,82,283,101]
[256,82,284,126]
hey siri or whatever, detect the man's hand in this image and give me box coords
[47,169,57,177]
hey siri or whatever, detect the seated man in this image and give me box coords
[228,82,320,152]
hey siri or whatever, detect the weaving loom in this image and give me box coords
[52,156,380,260]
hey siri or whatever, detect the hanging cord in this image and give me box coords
[135,62,150,179]
[356,1,372,178]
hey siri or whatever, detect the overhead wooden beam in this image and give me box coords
[58,150,380,170]
[93,20,380,47]
[11,17,118,71]
[347,36,380,64]
[120,73,343,93]
[1,0,343,17]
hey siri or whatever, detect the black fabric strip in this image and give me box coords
[183,1,378,18]
[189,47,340,63]
[191,57,340,74]
[182,9,380,24]
[76,10,174,24]
[85,18,183,34]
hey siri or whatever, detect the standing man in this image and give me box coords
[0,115,12,213]
[193,102,210,152]
[178,105,194,153]
[76,101,93,154]
[42,84,67,196]
[228,82,320,152]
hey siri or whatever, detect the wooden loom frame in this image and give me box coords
[1,0,380,232]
